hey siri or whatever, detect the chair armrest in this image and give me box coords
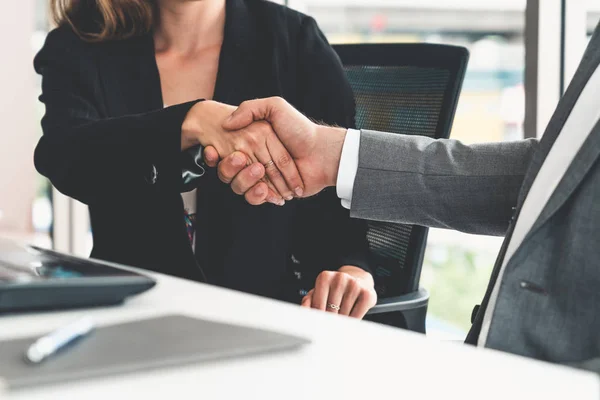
[367,287,429,315]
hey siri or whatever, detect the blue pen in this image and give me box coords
[25,316,95,364]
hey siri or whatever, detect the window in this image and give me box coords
[0,1,53,249]
[588,3,600,39]
[290,0,526,338]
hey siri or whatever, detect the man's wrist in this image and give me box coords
[321,126,347,187]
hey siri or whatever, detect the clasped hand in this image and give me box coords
[182,100,304,205]
[183,98,376,318]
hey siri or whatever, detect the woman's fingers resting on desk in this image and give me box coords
[301,267,377,319]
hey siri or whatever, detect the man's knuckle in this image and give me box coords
[277,154,292,167]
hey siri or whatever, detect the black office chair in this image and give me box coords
[333,43,469,333]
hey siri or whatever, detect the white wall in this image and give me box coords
[0,1,37,233]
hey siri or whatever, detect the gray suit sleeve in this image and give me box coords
[349,130,539,236]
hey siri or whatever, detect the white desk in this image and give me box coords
[1,271,598,400]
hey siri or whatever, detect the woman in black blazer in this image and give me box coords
[35,0,376,317]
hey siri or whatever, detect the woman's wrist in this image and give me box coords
[181,100,210,150]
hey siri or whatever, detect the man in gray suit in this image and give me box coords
[204,24,600,371]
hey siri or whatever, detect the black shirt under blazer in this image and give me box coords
[34,0,370,301]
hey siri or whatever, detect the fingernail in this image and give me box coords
[250,164,263,177]
[231,153,244,167]
[284,195,293,201]
[269,197,285,206]
[294,187,303,197]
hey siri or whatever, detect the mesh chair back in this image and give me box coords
[333,43,468,298]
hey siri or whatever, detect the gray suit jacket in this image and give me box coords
[351,24,600,372]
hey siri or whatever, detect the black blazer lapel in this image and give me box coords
[213,0,272,106]
[193,0,273,267]
[96,34,163,117]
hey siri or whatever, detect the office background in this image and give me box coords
[1,0,597,338]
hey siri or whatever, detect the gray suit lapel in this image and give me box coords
[526,124,600,239]
[510,21,600,245]
[516,21,600,209]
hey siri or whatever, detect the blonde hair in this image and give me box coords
[50,0,155,42]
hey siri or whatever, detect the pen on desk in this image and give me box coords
[25,316,95,364]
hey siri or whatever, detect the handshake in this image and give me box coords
[182,97,347,205]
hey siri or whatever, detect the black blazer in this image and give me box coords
[34,0,370,302]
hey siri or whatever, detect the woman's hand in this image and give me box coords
[301,266,377,319]
[182,100,304,202]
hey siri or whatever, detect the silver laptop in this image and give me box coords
[0,238,156,312]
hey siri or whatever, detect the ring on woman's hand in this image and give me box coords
[328,303,340,311]
[263,160,275,168]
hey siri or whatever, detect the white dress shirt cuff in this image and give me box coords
[336,129,361,209]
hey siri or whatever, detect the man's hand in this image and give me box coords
[301,266,377,319]
[182,100,304,203]
[205,97,348,203]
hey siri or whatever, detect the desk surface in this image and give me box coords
[1,271,598,400]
